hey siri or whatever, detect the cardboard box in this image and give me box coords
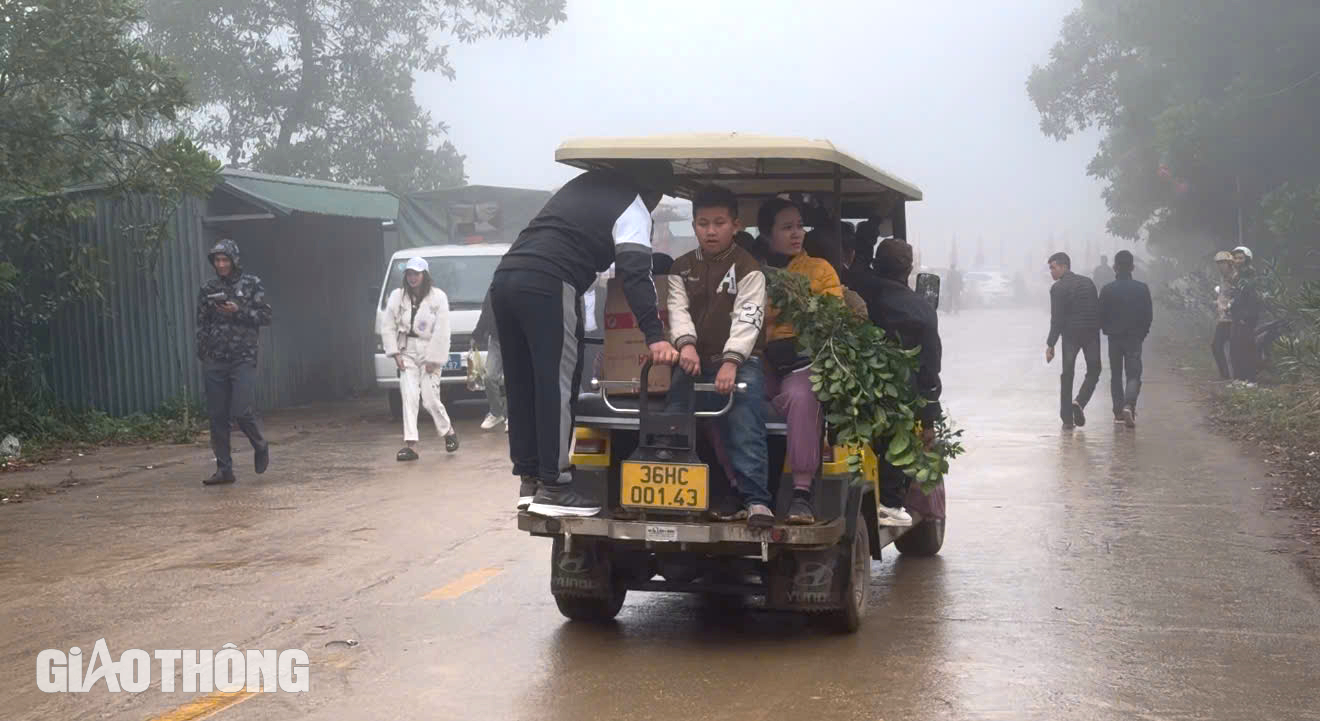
[601,276,671,394]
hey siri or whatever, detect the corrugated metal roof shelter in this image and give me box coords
[48,169,397,415]
[220,169,399,221]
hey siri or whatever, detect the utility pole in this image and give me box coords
[1236,175,1244,246]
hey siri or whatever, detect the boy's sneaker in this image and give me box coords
[444,433,460,453]
[528,484,601,518]
[481,413,505,430]
[877,504,913,527]
[254,445,269,474]
[517,478,538,511]
[1071,401,1087,427]
[746,503,775,529]
[1123,406,1136,428]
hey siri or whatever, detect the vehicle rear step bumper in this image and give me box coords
[518,512,845,546]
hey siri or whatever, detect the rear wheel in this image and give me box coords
[894,518,945,557]
[554,588,626,622]
[828,507,870,633]
[550,537,627,622]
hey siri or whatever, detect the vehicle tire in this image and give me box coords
[553,583,626,622]
[550,537,627,622]
[828,508,870,633]
[894,518,945,557]
[387,389,402,421]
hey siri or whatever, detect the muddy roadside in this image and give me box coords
[0,397,404,506]
[1151,328,1320,586]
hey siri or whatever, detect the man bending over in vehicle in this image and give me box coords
[666,186,773,528]
[492,161,680,518]
[856,238,942,526]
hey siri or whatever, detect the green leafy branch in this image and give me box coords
[765,269,964,492]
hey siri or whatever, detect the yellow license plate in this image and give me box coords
[620,461,709,511]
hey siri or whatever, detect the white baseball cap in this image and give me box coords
[1232,246,1253,259]
[405,257,429,273]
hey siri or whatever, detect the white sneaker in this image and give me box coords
[504,420,509,433]
[877,504,913,527]
[481,413,505,430]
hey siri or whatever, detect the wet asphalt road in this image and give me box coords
[2,308,1319,720]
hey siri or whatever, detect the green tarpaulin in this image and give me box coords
[394,185,551,251]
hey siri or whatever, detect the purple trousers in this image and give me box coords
[765,366,823,491]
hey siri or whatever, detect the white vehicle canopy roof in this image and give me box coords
[555,132,922,219]
[389,243,511,261]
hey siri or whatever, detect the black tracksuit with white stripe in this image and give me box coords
[492,170,663,485]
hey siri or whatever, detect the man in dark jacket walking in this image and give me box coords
[492,161,679,517]
[856,238,942,527]
[1046,252,1101,428]
[1099,251,1152,427]
[196,239,272,485]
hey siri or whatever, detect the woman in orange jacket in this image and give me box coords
[758,198,842,525]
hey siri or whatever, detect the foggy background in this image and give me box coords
[421,0,1129,275]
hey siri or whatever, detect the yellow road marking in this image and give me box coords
[424,567,503,600]
[147,690,258,721]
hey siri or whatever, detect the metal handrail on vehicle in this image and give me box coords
[590,377,746,418]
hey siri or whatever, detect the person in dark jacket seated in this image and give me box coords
[1045,252,1101,429]
[856,238,943,527]
[1099,250,1152,427]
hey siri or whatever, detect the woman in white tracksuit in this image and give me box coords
[381,257,459,460]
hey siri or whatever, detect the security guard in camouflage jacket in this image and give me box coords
[197,238,272,485]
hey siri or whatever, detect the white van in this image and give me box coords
[375,244,509,418]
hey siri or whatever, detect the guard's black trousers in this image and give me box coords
[1230,321,1258,382]
[204,359,267,474]
[1211,322,1232,380]
[490,269,585,485]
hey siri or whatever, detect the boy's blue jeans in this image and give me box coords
[666,356,771,508]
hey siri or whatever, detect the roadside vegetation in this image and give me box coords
[1,396,205,471]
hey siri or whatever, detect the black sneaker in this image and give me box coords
[1071,401,1087,427]
[517,478,538,511]
[787,496,816,525]
[396,446,418,462]
[203,470,236,486]
[254,445,269,474]
[528,484,601,517]
[444,433,459,453]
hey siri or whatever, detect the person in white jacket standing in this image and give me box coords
[381,257,459,460]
